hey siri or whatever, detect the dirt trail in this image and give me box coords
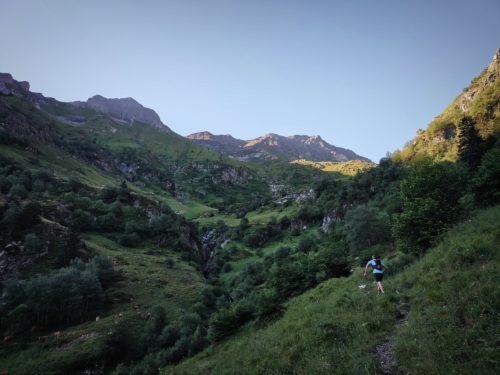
[374,303,409,375]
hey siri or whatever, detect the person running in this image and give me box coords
[364,255,387,294]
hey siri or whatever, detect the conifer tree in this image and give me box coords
[457,116,483,170]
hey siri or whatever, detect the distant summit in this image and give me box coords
[187,131,370,162]
[74,95,171,132]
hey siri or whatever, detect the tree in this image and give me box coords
[100,185,118,203]
[393,159,466,254]
[341,205,391,256]
[117,180,131,203]
[1,202,22,239]
[457,116,484,170]
[71,209,93,230]
[24,233,42,252]
[8,183,28,199]
[473,146,500,206]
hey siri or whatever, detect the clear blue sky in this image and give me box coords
[1,0,499,162]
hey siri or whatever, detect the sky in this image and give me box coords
[1,0,499,162]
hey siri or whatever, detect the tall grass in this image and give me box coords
[166,205,500,374]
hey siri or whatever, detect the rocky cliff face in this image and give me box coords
[76,95,172,132]
[187,132,370,162]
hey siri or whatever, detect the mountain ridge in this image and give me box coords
[0,73,172,132]
[187,131,371,163]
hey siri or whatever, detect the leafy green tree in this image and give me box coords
[253,288,283,321]
[238,217,249,232]
[118,232,141,247]
[117,180,131,203]
[149,214,175,236]
[99,318,145,369]
[473,146,500,206]
[24,233,42,252]
[393,159,466,254]
[88,255,116,287]
[157,324,180,349]
[31,179,46,192]
[8,183,28,199]
[341,205,391,256]
[100,185,118,203]
[54,229,83,267]
[143,306,168,349]
[1,202,22,239]
[71,209,93,230]
[207,302,254,343]
[19,201,42,228]
[0,175,13,193]
[97,213,122,232]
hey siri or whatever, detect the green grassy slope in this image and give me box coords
[394,51,499,162]
[292,159,376,176]
[166,205,500,375]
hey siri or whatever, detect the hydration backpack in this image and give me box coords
[373,259,383,271]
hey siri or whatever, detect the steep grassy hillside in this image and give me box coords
[166,205,500,375]
[395,49,499,162]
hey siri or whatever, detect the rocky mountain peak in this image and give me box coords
[187,131,215,140]
[0,73,31,96]
[83,95,171,132]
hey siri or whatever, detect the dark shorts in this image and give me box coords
[374,273,384,282]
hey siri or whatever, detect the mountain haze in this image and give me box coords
[187,131,371,162]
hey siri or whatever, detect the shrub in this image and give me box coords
[253,289,283,321]
[207,302,254,342]
[118,232,141,247]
